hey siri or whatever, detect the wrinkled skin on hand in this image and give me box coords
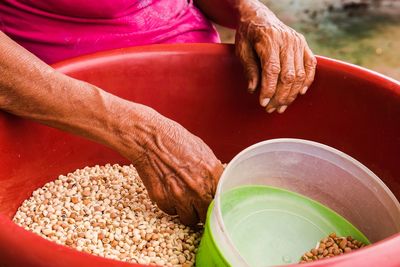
[120,111,224,226]
[235,0,317,113]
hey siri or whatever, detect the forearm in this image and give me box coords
[0,31,154,154]
[194,0,278,29]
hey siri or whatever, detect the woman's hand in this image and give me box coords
[0,31,223,226]
[115,110,224,226]
[235,0,317,113]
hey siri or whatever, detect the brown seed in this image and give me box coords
[347,236,353,241]
[317,248,324,255]
[110,212,117,219]
[329,233,336,239]
[326,241,333,248]
[306,252,313,258]
[323,249,329,256]
[319,243,326,250]
[65,239,74,246]
[311,248,318,256]
[71,197,79,204]
[98,233,105,240]
[83,199,91,205]
[344,247,352,253]
[111,240,118,248]
[333,249,340,255]
[339,239,347,249]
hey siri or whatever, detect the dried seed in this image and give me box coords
[339,239,347,249]
[344,247,352,253]
[13,164,202,265]
[300,233,368,263]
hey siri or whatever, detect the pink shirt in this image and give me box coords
[0,0,220,63]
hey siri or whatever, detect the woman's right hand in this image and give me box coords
[114,108,224,226]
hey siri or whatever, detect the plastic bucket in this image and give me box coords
[1,44,400,267]
[196,139,400,266]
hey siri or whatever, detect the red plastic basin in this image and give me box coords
[0,44,399,267]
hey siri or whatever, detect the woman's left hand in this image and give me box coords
[235,0,317,113]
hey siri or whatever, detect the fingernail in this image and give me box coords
[249,79,256,92]
[278,105,287,114]
[261,98,270,107]
[301,86,308,95]
[267,107,276,113]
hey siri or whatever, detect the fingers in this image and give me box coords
[236,37,260,93]
[194,198,211,223]
[287,38,306,104]
[168,176,199,226]
[134,155,176,215]
[302,45,317,95]
[176,204,198,226]
[265,43,296,113]
[142,171,176,215]
[255,41,280,108]
[242,23,316,113]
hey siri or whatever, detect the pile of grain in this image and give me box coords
[300,232,367,263]
[13,164,201,266]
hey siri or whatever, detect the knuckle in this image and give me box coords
[296,71,306,81]
[261,85,275,98]
[287,95,297,104]
[306,56,317,68]
[266,62,281,75]
[281,71,296,84]
[276,97,288,106]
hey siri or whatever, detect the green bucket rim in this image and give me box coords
[198,185,370,266]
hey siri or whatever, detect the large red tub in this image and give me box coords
[0,44,399,267]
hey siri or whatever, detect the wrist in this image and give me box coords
[237,0,280,26]
[104,97,162,159]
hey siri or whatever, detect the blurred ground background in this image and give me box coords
[216,0,400,80]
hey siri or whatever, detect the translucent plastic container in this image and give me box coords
[206,138,400,266]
